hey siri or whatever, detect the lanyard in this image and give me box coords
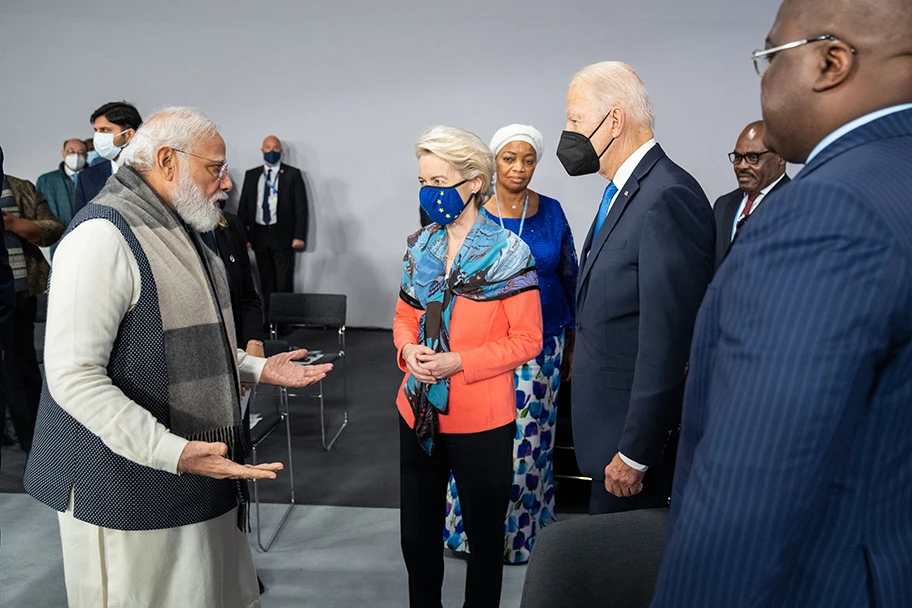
[264,168,279,195]
[492,188,530,237]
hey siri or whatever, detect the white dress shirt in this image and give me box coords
[255,163,280,226]
[45,219,267,475]
[607,138,657,211]
[729,172,788,242]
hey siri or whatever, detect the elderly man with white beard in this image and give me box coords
[23,107,333,608]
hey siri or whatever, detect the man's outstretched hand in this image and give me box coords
[178,441,283,479]
[260,348,333,388]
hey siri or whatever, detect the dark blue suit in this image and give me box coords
[571,143,715,513]
[72,159,112,215]
[653,108,912,607]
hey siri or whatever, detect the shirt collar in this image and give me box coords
[749,171,787,198]
[610,139,656,194]
[63,164,76,177]
[805,103,912,164]
[264,163,280,175]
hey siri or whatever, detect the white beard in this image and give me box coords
[171,165,226,232]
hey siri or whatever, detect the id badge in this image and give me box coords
[268,192,278,207]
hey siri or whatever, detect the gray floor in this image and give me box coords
[0,492,527,608]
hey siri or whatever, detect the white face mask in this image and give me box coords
[64,154,87,172]
[93,130,129,161]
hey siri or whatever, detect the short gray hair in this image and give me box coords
[120,106,220,171]
[572,61,656,130]
[414,125,495,206]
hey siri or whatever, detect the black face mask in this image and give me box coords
[556,113,615,176]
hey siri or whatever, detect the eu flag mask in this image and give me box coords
[419,179,474,226]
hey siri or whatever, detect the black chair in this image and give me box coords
[520,509,669,608]
[249,339,295,552]
[268,293,348,450]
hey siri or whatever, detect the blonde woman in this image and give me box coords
[394,125,543,606]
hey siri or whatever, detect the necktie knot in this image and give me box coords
[594,181,619,236]
[742,192,760,218]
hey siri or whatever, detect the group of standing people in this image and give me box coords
[394,59,714,606]
[396,0,912,606]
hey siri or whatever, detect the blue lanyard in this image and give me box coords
[492,188,529,237]
[265,169,279,195]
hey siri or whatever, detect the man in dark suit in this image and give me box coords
[653,0,912,605]
[74,101,142,214]
[713,120,790,268]
[238,136,308,319]
[557,62,715,515]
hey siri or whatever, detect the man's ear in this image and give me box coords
[813,40,857,92]
[608,107,627,139]
[157,147,178,182]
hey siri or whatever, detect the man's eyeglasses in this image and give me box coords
[728,151,774,165]
[172,148,229,181]
[751,34,856,77]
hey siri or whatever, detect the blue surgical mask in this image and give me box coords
[419,179,474,226]
[264,150,281,165]
[86,150,100,165]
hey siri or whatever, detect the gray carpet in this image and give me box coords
[1,329,403,509]
[0,492,528,608]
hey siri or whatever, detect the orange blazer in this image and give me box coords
[393,290,543,435]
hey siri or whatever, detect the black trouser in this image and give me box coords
[399,415,514,608]
[253,224,295,319]
[1,292,42,452]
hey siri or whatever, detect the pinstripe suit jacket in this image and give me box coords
[653,108,912,607]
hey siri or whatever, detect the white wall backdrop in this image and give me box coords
[0,0,783,327]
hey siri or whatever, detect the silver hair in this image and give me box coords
[572,62,656,130]
[414,125,495,205]
[120,106,220,171]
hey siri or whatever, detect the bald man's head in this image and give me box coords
[760,0,912,162]
[731,120,785,194]
[262,136,282,166]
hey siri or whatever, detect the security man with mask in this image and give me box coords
[74,101,142,214]
[558,61,715,515]
[238,136,309,321]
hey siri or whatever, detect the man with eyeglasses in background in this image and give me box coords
[73,101,142,214]
[712,120,789,268]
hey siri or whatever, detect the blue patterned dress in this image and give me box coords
[444,194,578,563]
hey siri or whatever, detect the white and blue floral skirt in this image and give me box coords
[443,332,564,563]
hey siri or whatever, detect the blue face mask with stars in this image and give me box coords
[419,179,475,226]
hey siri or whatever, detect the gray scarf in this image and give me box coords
[94,166,244,456]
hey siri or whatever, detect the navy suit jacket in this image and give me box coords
[571,144,715,484]
[72,159,113,215]
[653,108,912,607]
[713,174,791,269]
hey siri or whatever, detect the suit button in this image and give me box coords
[576,323,582,332]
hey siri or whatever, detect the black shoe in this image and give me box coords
[257,576,265,595]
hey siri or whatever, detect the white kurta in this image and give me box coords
[47,219,267,608]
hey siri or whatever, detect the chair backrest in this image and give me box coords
[519,508,669,608]
[268,293,346,328]
[263,339,290,358]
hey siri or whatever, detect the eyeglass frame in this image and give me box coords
[172,148,229,181]
[728,151,774,165]
[751,34,857,77]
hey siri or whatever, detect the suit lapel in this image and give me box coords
[721,192,740,247]
[577,144,665,300]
